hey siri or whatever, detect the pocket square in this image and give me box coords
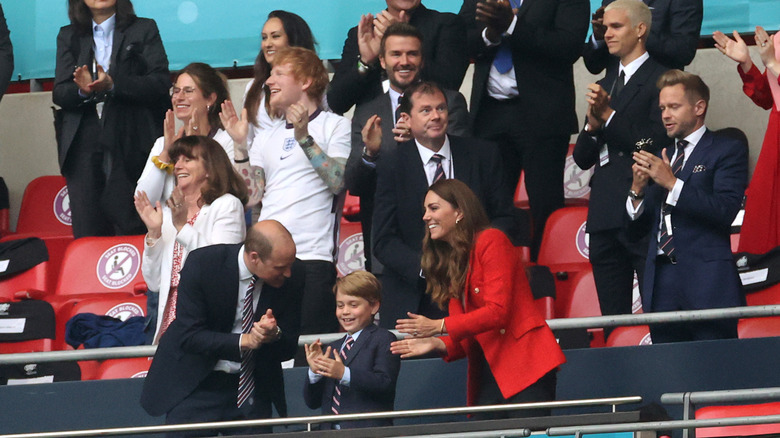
[692,164,706,173]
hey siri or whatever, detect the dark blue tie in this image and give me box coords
[491,0,522,73]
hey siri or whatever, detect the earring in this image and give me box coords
[456,218,461,224]
[207,104,211,112]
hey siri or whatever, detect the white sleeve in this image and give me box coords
[135,136,171,204]
[323,116,352,160]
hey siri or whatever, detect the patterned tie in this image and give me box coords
[331,335,355,415]
[491,0,522,73]
[237,275,258,408]
[394,95,402,124]
[658,140,688,259]
[430,154,446,185]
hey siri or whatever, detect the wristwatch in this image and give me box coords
[357,55,373,75]
[297,135,315,149]
[362,146,379,162]
[275,326,283,340]
[629,189,644,201]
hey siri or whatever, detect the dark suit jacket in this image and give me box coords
[372,136,522,318]
[327,4,469,115]
[573,56,670,232]
[140,244,304,418]
[459,0,589,135]
[633,130,747,312]
[346,88,470,273]
[303,324,400,429]
[52,17,170,178]
[583,0,703,74]
[0,5,13,104]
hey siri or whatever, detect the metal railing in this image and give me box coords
[661,387,780,438]
[0,396,642,438]
[3,305,780,365]
[548,414,780,437]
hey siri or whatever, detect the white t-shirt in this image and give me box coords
[250,109,351,261]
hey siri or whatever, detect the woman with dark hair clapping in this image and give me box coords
[391,179,565,419]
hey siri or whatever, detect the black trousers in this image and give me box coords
[473,96,568,259]
[299,260,339,334]
[589,228,648,321]
[472,353,557,421]
[165,371,271,437]
[61,111,145,238]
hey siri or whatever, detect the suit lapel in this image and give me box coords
[611,59,653,113]
[342,324,375,366]
[451,138,473,186]
[515,0,535,20]
[679,130,712,183]
[379,93,396,150]
[78,34,94,69]
[109,26,126,76]
[400,141,429,195]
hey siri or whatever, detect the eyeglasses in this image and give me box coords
[170,86,197,97]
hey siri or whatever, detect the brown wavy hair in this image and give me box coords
[243,10,317,126]
[421,179,489,308]
[169,136,249,205]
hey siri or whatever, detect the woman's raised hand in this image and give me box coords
[134,191,162,239]
[395,312,443,338]
[219,100,249,147]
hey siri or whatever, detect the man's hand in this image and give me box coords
[357,14,381,65]
[252,309,281,345]
[633,149,677,191]
[476,0,516,43]
[392,113,413,142]
[286,101,310,143]
[585,83,613,126]
[591,6,606,41]
[362,114,383,156]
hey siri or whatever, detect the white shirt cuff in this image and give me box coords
[481,15,517,47]
[340,366,351,386]
[666,179,684,206]
[604,110,616,127]
[626,197,644,220]
[307,369,323,383]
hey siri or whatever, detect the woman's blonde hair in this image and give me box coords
[421,179,489,308]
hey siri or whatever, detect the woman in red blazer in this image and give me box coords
[391,179,565,419]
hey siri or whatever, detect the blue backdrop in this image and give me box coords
[3,0,780,80]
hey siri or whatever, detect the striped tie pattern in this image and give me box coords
[430,154,445,185]
[658,140,688,259]
[331,335,355,414]
[237,275,257,408]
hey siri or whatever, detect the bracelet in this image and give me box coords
[440,319,446,335]
[151,155,173,173]
[234,157,249,163]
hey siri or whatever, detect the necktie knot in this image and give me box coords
[676,139,688,153]
[341,335,355,360]
[430,154,444,164]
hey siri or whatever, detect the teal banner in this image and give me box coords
[3,0,779,80]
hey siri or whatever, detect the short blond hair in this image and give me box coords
[333,271,382,304]
[605,0,652,32]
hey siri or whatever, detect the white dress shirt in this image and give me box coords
[416,136,454,184]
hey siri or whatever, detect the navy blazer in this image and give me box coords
[346,88,470,273]
[634,130,747,311]
[573,56,671,232]
[140,244,304,418]
[583,0,703,74]
[459,0,590,136]
[303,324,400,429]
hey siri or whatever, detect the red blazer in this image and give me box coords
[441,229,566,406]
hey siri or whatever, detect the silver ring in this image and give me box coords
[192,126,199,130]
[174,203,182,208]
[762,42,767,47]
[413,331,419,337]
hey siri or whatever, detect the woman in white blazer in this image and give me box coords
[134,135,248,343]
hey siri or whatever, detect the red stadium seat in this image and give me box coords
[738,317,780,339]
[336,218,365,277]
[606,325,652,347]
[559,270,601,319]
[0,206,9,238]
[13,176,72,237]
[745,283,780,307]
[0,235,74,301]
[60,295,147,350]
[696,402,780,437]
[94,357,152,380]
[343,192,361,222]
[537,207,591,312]
[14,235,147,350]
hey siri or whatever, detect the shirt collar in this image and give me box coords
[237,245,253,282]
[682,124,707,148]
[93,14,116,36]
[619,51,649,83]
[346,328,363,341]
[284,107,322,129]
[415,135,451,165]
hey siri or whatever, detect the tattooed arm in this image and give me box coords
[287,102,348,194]
[220,100,266,207]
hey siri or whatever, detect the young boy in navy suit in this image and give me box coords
[303,271,401,429]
